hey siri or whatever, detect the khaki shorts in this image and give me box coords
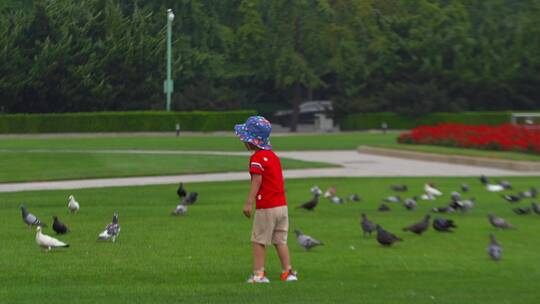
[251,206,289,245]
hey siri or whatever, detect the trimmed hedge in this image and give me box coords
[340,112,518,130]
[0,110,257,133]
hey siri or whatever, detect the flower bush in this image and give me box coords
[398,124,540,155]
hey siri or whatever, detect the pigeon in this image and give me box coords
[378,204,391,212]
[21,205,46,228]
[35,226,69,252]
[52,216,69,234]
[454,198,475,212]
[177,182,187,199]
[519,187,537,199]
[375,225,402,246]
[450,191,461,202]
[361,213,377,237]
[67,195,80,214]
[501,194,521,204]
[513,207,531,215]
[294,229,323,250]
[403,215,430,235]
[390,184,408,192]
[461,183,470,192]
[488,213,514,229]
[324,186,336,198]
[431,206,455,213]
[498,180,512,190]
[171,202,188,216]
[297,193,320,211]
[330,196,344,204]
[532,202,540,215]
[480,175,489,185]
[487,233,502,261]
[384,196,401,203]
[432,217,456,232]
[183,192,198,205]
[403,197,417,210]
[347,194,361,202]
[98,212,121,242]
[425,183,443,197]
[310,186,323,196]
[486,183,504,192]
[481,175,507,192]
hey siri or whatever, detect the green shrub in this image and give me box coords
[340,112,515,130]
[0,111,256,133]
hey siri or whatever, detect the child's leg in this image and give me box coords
[274,243,291,271]
[253,242,266,272]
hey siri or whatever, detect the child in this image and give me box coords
[234,116,297,283]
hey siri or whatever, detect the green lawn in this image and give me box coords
[0,151,334,183]
[2,177,540,303]
[0,132,396,151]
[370,143,540,162]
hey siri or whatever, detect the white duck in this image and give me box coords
[424,183,443,197]
[35,226,69,252]
[68,195,80,214]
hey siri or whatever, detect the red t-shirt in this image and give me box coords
[249,150,287,209]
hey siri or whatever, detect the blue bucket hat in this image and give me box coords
[234,116,272,150]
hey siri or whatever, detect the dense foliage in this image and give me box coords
[0,110,256,133]
[1,0,539,118]
[341,111,513,130]
[399,123,540,154]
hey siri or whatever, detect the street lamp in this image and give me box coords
[164,9,175,111]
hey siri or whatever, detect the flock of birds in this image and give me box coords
[21,183,199,252]
[293,175,539,261]
[20,177,538,260]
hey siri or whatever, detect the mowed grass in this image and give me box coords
[1,177,540,303]
[0,132,396,151]
[0,151,334,183]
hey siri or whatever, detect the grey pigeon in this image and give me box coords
[21,205,46,228]
[513,207,531,215]
[431,206,455,213]
[330,196,344,204]
[532,202,540,215]
[294,229,323,250]
[498,180,512,189]
[403,197,417,210]
[488,213,514,229]
[461,183,470,192]
[171,202,188,216]
[361,213,377,237]
[378,204,391,212]
[384,196,401,203]
[183,192,198,205]
[519,187,537,199]
[480,175,489,185]
[390,185,408,192]
[376,225,402,246]
[347,194,361,202]
[487,233,502,261]
[403,215,430,235]
[501,194,520,204]
[432,217,456,232]
[451,191,461,202]
[98,212,121,242]
[297,193,319,211]
[52,216,69,234]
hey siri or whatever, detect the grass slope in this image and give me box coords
[0,151,334,183]
[1,177,539,303]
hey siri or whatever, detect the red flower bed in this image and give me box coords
[398,123,540,154]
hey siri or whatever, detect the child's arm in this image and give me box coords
[243,174,262,218]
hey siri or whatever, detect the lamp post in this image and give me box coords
[165,8,175,111]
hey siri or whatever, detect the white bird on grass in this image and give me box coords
[35,226,69,252]
[68,195,80,214]
[425,183,443,197]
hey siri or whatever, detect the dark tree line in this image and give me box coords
[1,0,539,123]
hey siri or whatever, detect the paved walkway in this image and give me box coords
[0,150,538,193]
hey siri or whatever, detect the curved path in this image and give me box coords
[0,150,538,193]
